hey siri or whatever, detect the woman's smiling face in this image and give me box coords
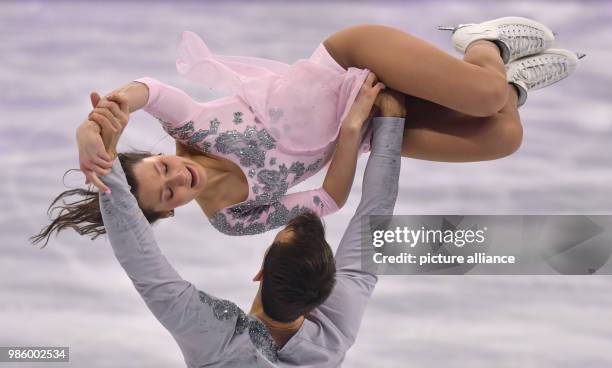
[131,154,207,214]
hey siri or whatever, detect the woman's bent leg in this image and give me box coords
[400,84,523,162]
[324,24,509,117]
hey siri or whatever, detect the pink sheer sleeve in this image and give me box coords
[210,188,339,236]
[134,77,202,129]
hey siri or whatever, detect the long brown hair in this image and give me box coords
[30,151,162,247]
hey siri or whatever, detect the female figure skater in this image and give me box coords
[32,17,582,244]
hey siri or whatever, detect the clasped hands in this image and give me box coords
[76,92,130,193]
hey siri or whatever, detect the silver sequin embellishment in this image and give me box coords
[197,291,277,361]
[210,118,220,132]
[257,164,289,195]
[289,162,306,183]
[248,318,279,363]
[210,201,312,236]
[248,169,256,178]
[209,158,321,235]
[233,111,243,124]
[214,126,276,168]
[201,142,211,153]
[210,212,266,235]
[162,118,220,153]
[266,202,311,229]
[307,159,322,173]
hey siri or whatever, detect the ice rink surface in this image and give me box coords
[1,1,611,367]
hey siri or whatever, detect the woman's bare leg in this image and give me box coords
[400,85,522,162]
[324,24,509,117]
[324,23,523,161]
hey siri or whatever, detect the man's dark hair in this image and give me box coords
[261,212,336,323]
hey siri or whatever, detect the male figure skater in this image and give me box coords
[99,94,405,367]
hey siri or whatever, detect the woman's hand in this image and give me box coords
[374,88,406,118]
[322,73,384,209]
[343,72,386,131]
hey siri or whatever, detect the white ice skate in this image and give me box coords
[438,16,555,64]
[506,48,585,107]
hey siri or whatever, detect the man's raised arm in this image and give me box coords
[317,115,405,345]
[99,160,242,366]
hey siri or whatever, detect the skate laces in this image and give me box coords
[497,24,545,59]
[514,55,568,90]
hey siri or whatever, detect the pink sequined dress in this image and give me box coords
[136,31,373,235]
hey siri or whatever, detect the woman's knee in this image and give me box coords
[472,76,510,117]
[491,119,523,158]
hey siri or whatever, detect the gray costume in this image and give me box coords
[99,116,404,367]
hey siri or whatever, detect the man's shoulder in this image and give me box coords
[277,316,347,367]
[284,311,350,354]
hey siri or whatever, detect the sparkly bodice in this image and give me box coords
[137,77,341,235]
[161,94,333,191]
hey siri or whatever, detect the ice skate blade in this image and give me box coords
[437,24,472,33]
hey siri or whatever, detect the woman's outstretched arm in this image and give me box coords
[78,78,202,192]
[99,81,151,113]
[85,78,203,155]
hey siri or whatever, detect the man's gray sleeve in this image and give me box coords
[317,116,405,345]
[99,160,243,366]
